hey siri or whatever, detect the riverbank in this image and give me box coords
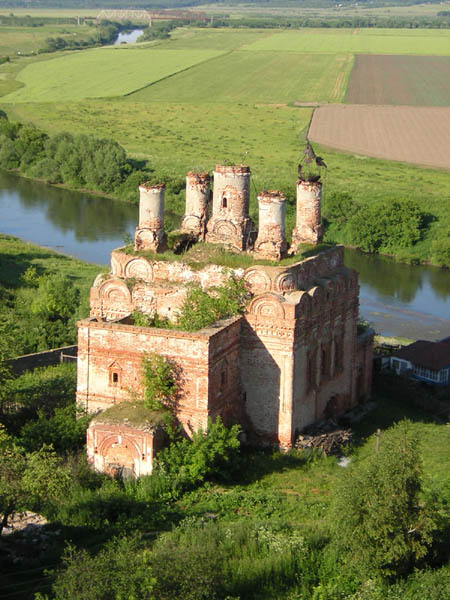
[0,233,99,356]
[1,160,449,270]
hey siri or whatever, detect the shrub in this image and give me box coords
[36,535,155,600]
[331,420,438,580]
[177,275,250,331]
[151,523,225,600]
[431,237,450,268]
[3,363,76,429]
[19,404,90,454]
[156,417,241,492]
[348,199,424,254]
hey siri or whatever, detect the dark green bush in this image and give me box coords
[156,417,241,493]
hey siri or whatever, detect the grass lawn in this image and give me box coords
[2,46,225,102]
[127,51,353,104]
[242,28,450,55]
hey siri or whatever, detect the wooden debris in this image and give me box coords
[295,421,352,456]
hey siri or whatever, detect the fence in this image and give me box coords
[7,345,78,375]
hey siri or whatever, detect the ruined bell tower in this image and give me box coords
[253,190,287,261]
[206,165,255,251]
[180,172,211,239]
[134,183,167,253]
[289,179,323,253]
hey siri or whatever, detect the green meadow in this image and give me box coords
[242,28,450,55]
[2,47,225,102]
[4,100,313,188]
[127,51,352,104]
[5,98,450,260]
[0,23,94,56]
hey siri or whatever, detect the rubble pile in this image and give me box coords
[295,419,353,456]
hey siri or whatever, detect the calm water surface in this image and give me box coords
[0,171,449,340]
[114,29,144,45]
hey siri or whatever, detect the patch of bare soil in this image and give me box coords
[309,104,450,170]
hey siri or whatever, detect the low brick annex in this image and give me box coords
[78,165,373,477]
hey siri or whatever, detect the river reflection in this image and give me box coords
[114,29,144,45]
[0,170,137,263]
[0,170,449,338]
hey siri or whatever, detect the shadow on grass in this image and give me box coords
[350,371,448,444]
[229,446,312,487]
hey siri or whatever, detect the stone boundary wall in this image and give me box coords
[7,345,78,375]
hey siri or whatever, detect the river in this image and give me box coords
[0,171,448,341]
[114,29,144,45]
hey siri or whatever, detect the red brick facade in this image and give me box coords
[78,167,373,475]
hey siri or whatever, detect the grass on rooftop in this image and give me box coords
[122,241,336,270]
[92,401,165,428]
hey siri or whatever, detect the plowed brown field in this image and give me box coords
[347,55,450,106]
[308,105,450,170]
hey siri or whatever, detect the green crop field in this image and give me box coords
[242,28,450,55]
[127,51,352,104]
[161,27,272,50]
[2,46,225,102]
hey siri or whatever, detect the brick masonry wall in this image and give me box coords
[241,265,361,447]
[77,317,242,435]
[87,421,166,477]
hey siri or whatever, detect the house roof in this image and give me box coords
[393,340,450,371]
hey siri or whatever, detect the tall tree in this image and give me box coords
[331,420,437,580]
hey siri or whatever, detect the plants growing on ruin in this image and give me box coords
[132,275,251,332]
[178,275,251,331]
[141,352,180,434]
[132,310,172,330]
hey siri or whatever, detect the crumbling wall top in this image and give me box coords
[139,182,165,191]
[258,190,286,204]
[215,165,250,175]
[186,172,211,184]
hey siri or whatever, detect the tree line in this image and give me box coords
[203,14,450,30]
[0,112,152,202]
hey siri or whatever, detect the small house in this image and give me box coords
[389,338,450,386]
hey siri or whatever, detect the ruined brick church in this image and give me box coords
[77,165,373,477]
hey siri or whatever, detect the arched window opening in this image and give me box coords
[108,362,122,387]
[222,196,228,209]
